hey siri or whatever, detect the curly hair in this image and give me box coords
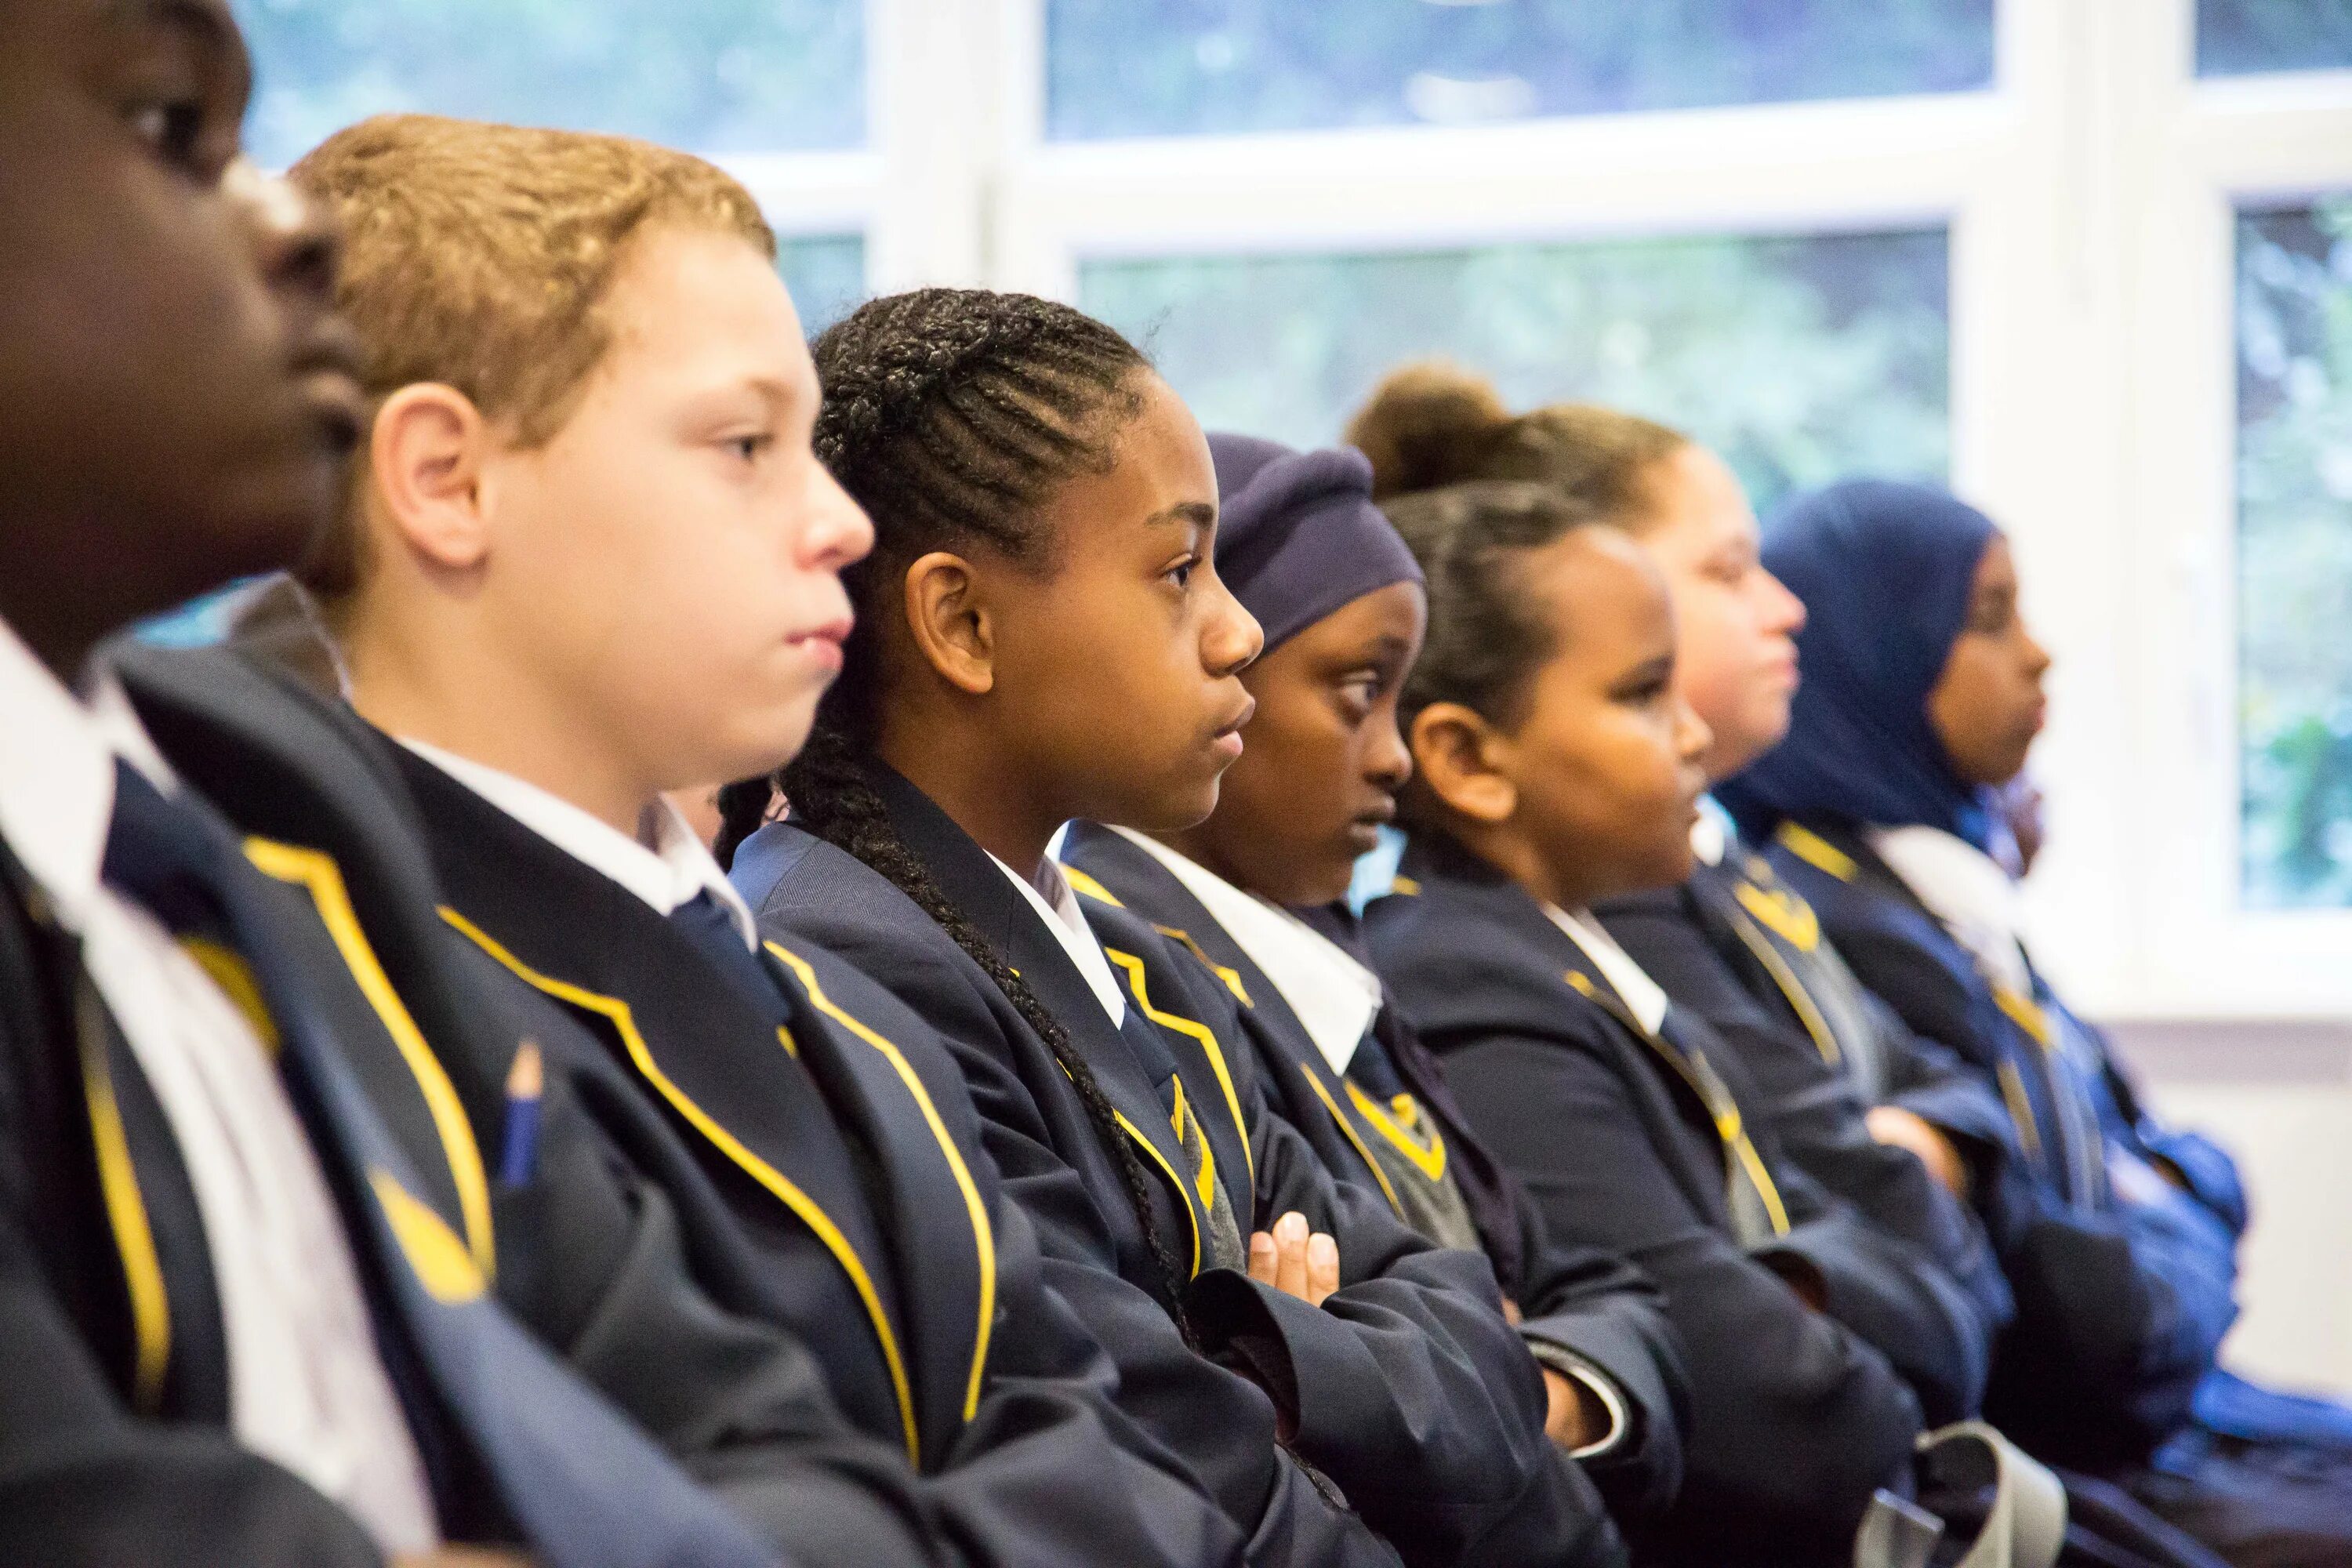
[718,289,1200,1324]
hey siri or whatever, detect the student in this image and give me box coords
[1055,432,1690,1527]
[724,288,1621,1568]
[108,116,1261,1568]
[1716,479,2352,1565]
[1347,369,2016,1349]
[1357,480,2034,1566]
[0,9,831,1566]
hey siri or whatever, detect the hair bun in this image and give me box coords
[1345,361,1513,499]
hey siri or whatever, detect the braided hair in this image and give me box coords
[733,288,1198,1324]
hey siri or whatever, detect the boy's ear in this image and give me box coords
[1410,702,1517,824]
[902,550,995,696]
[370,383,493,572]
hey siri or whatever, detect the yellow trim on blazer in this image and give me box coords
[1298,1066,1404,1216]
[1566,971,1790,1236]
[368,1169,487,1304]
[244,838,495,1276]
[441,906,920,1463]
[1344,1078,1449,1184]
[1721,905,1843,1069]
[78,996,171,1412]
[1103,1099,1203,1278]
[1997,1060,2045,1166]
[1057,866,1125,909]
[1103,948,1255,1188]
[1776,823,1857,883]
[1388,875,1421,896]
[764,941,996,1424]
[180,938,279,1055]
[1149,923,1253,1008]
[1731,880,1821,952]
[1994,985,2056,1050]
[1167,1076,1218,1209]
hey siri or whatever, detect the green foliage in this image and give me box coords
[1047,0,1992,140]
[2198,0,2352,77]
[231,0,862,169]
[1080,229,1949,516]
[2238,198,2352,906]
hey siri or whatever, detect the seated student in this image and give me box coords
[722,289,1621,1568]
[0,10,842,1566]
[110,113,1263,1568]
[1345,369,2016,1353]
[1716,479,2352,1566]
[1357,481,2045,1566]
[1054,432,1690,1526]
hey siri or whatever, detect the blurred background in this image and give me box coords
[205,0,2352,1388]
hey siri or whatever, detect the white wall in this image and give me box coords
[2109,1020,2352,1396]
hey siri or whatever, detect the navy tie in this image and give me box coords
[102,763,775,1568]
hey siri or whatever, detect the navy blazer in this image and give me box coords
[1366,833,1942,1568]
[1755,818,2245,1468]
[1595,848,2015,1360]
[1058,821,1690,1523]
[735,765,1623,1568]
[2,688,780,1565]
[112,643,1243,1568]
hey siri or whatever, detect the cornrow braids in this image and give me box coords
[779,288,1199,1326]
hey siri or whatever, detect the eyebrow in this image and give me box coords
[1144,500,1217,530]
[110,0,230,46]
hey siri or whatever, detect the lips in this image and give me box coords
[1212,693,1257,743]
[290,322,368,451]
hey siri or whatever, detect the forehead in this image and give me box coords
[597,225,811,385]
[1524,528,1674,655]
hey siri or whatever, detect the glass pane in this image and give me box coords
[2199,1,2352,77]
[234,0,863,169]
[1080,228,1948,516]
[779,234,868,336]
[2236,198,2352,908]
[1047,0,1994,141]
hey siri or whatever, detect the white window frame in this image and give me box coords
[802,0,2352,1020]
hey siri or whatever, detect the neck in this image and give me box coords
[345,604,655,840]
[1155,822,1259,898]
[1445,817,1597,913]
[876,702,1069,877]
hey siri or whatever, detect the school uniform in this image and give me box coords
[110,640,1246,1568]
[1719,477,2352,1566]
[734,762,1624,1568]
[1057,818,1690,1523]
[1365,830,1962,1568]
[0,626,779,1568]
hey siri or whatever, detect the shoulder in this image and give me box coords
[1364,874,1613,1058]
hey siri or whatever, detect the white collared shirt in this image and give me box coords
[397,739,757,949]
[1544,905,1670,1036]
[1690,795,1735,869]
[990,840,1127,1027]
[1110,828,1381,1075]
[0,621,435,1554]
[1867,824,2033,994]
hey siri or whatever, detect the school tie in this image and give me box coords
[101,763,776,1568]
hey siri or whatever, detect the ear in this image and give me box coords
[901,550,995,696]
[1410,702,1518,824]
[368,383,492,573]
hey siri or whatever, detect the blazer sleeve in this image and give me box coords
[1158,952,1621,1568]
[1436,1029,1921,1565]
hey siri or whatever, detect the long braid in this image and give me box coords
[774,287,1199,1327]
[712,775,778,871]
[782,728,1199,1327]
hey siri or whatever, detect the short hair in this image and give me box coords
[1345,360,1688,527]
[289,113,775,598]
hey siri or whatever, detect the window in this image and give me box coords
[233,0,865,170]
[779,234,869,334]
[1082,229,1947,514]
[2198,0,2352,78]
[2236,198,2352,908]
[1046,0,1994,140]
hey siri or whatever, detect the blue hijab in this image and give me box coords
[1717,479,2002,850]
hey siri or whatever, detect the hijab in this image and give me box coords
[1717,479,2002,850]
[1208,433,1423,655]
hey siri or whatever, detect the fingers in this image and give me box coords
[1305,1230,1339,1307]
[1274,1211,1309,1301]
[1501,1297,1525,1326]
[1248,1229,1278,1288]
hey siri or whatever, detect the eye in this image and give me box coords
[125,97,208,173]
[1335,673,1381,718]
[725,433,774,463]
[1163,556,1197,590]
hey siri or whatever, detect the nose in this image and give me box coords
[2020,621,2053,681]
[1201,564,1263,678]
[1366,710,1413,791]
[1672,693,1713,767]
[800,464,875,572]
[1762,566,1806,637]
[223,158,340,309]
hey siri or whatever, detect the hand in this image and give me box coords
[1541,1367,1602,1450]
[1501,1296,1524,1327]
[1865,1105,1969,1200]
[394,1550,536,1567]
[1248,1210,1340,1307]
